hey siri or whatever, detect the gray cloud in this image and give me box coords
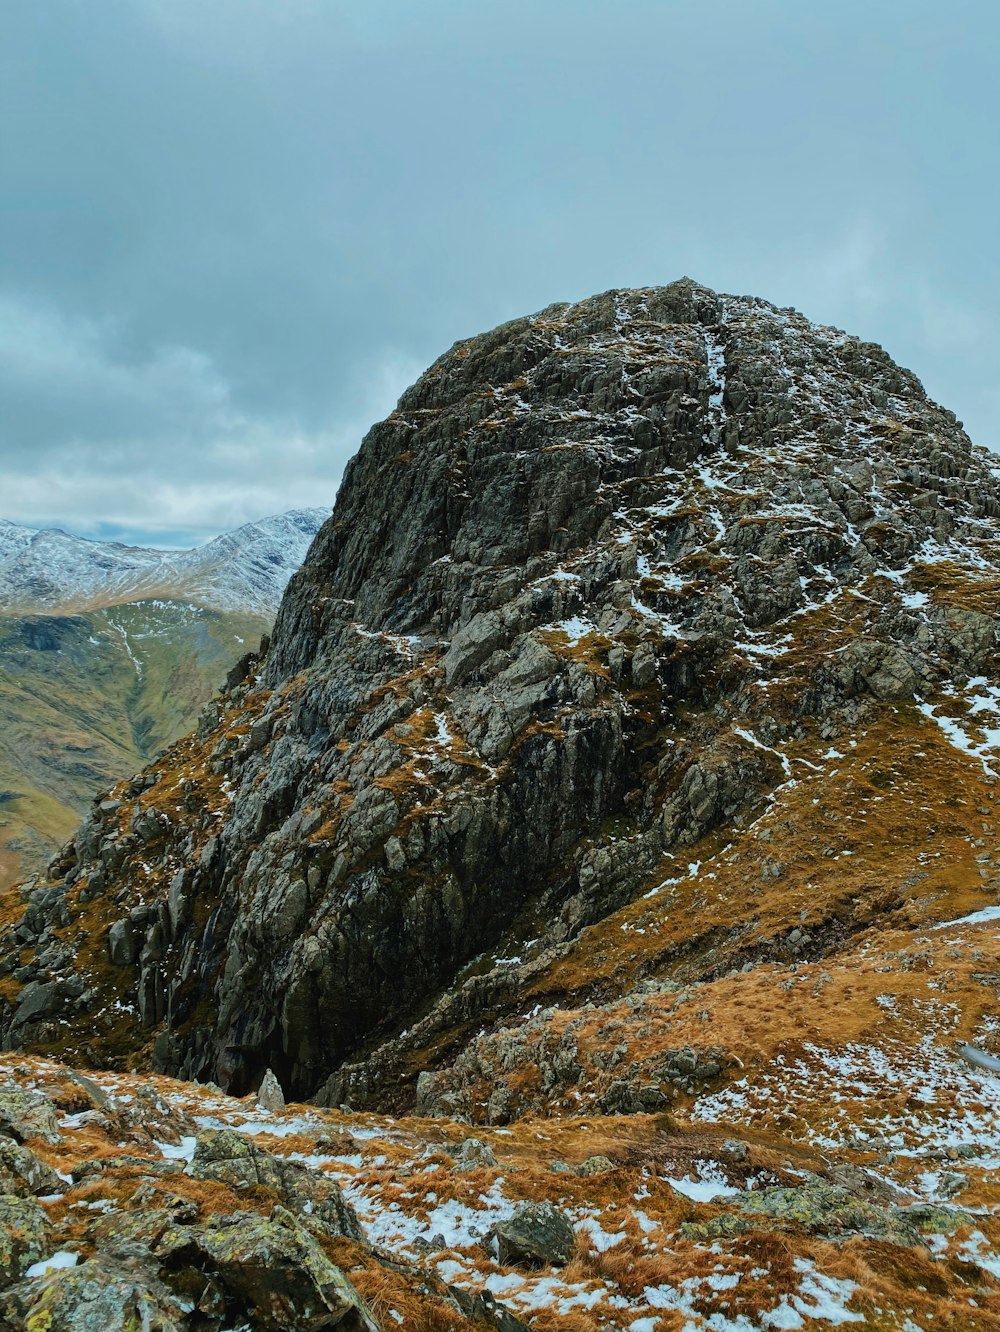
[2,0,997,543]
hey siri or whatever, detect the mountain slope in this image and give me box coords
[2,281,1000,1328]
[0,510,326,888]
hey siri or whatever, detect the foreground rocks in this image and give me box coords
[0,1062,546,1331]
[492,1203,576,1267]
[0,1053,997,1330]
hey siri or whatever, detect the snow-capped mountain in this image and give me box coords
[0,508,328,617]
[0,507,328,888]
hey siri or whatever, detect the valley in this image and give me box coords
[0,511,325,888]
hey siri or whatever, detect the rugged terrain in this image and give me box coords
[1,280,999,1328]
[0,511,325,888]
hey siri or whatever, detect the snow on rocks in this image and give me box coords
[3,1052,1000,1328]
[23,1250,78,1278]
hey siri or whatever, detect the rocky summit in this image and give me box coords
[2,280,1000,1329]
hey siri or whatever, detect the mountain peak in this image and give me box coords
[266,282,971,682]
[4,284,1000,1324]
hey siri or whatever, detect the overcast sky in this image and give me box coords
[2,1,998,547]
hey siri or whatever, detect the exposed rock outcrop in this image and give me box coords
[3,279,1000,1124]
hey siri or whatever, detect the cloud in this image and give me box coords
[2,1,998,540]
[0,292,419,541]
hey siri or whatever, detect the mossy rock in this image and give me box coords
[178,1206,376,1331]
[0,1139,63,1198]
[734,1183,917,1244]
[0,1088,61,1144]
[0,1255,185,1330]
[0,1193,51,1287]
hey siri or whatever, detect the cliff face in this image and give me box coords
[3,280,1000,1115]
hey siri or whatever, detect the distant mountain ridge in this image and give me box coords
[0,508,328,617]
[0,507,327,889]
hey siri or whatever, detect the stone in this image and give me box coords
[180,1207,376,1331]
[11,979,65,1025]
[448,1284,533,1332]
[0,1087,62,1144]
[0,1193,51,1285]
[108,919,137,966]
[577,1154,616,1176]
[0,1139,63,1197]
[257,1067,286,1112]
[719,1139,750,1163]
[190,1131,364,1243]
[449,1137,498,1171]
[493,1201,576,1267]
[0,1256,186,1330]
[734,1182,917,1244]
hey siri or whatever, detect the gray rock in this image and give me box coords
[719,1138,750,1163]
[448,1284,533,1332]
[177,1206,376,1331]
[256,1067,286,1112]
[0,1139,63,1197]
[0,1255,186,1330]
[449,1137,499,1171]
[493,1201,576,1267]
[577,1154,615,1176]
[11,980,64,1025]
[0,1193,51,1285]
[190,1130,365,1243]
[0,1088,61,1144]
[107,919,137,966]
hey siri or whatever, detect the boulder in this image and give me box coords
[0,1139,63,1198]
[449,1138,499,1171]
[493,1201,575,1267]
[577,1154,615,1176]
[190,1130,364,1243]
[0,1088,61,1144]
[0,1255,185,1330]
[179,1206,376,1331]
[257,1067,286,1112]
[0,1193,51,1286]
[448,1284,532,1332]
[734,1182,917,1244]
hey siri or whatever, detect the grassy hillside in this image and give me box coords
[0,601,268,889]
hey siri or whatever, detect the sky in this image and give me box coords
[2,0,998,548]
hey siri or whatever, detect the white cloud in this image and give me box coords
[0,292,419,541]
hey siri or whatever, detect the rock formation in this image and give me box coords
[2,280,1000,1327]
[3,280,1000,1107]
